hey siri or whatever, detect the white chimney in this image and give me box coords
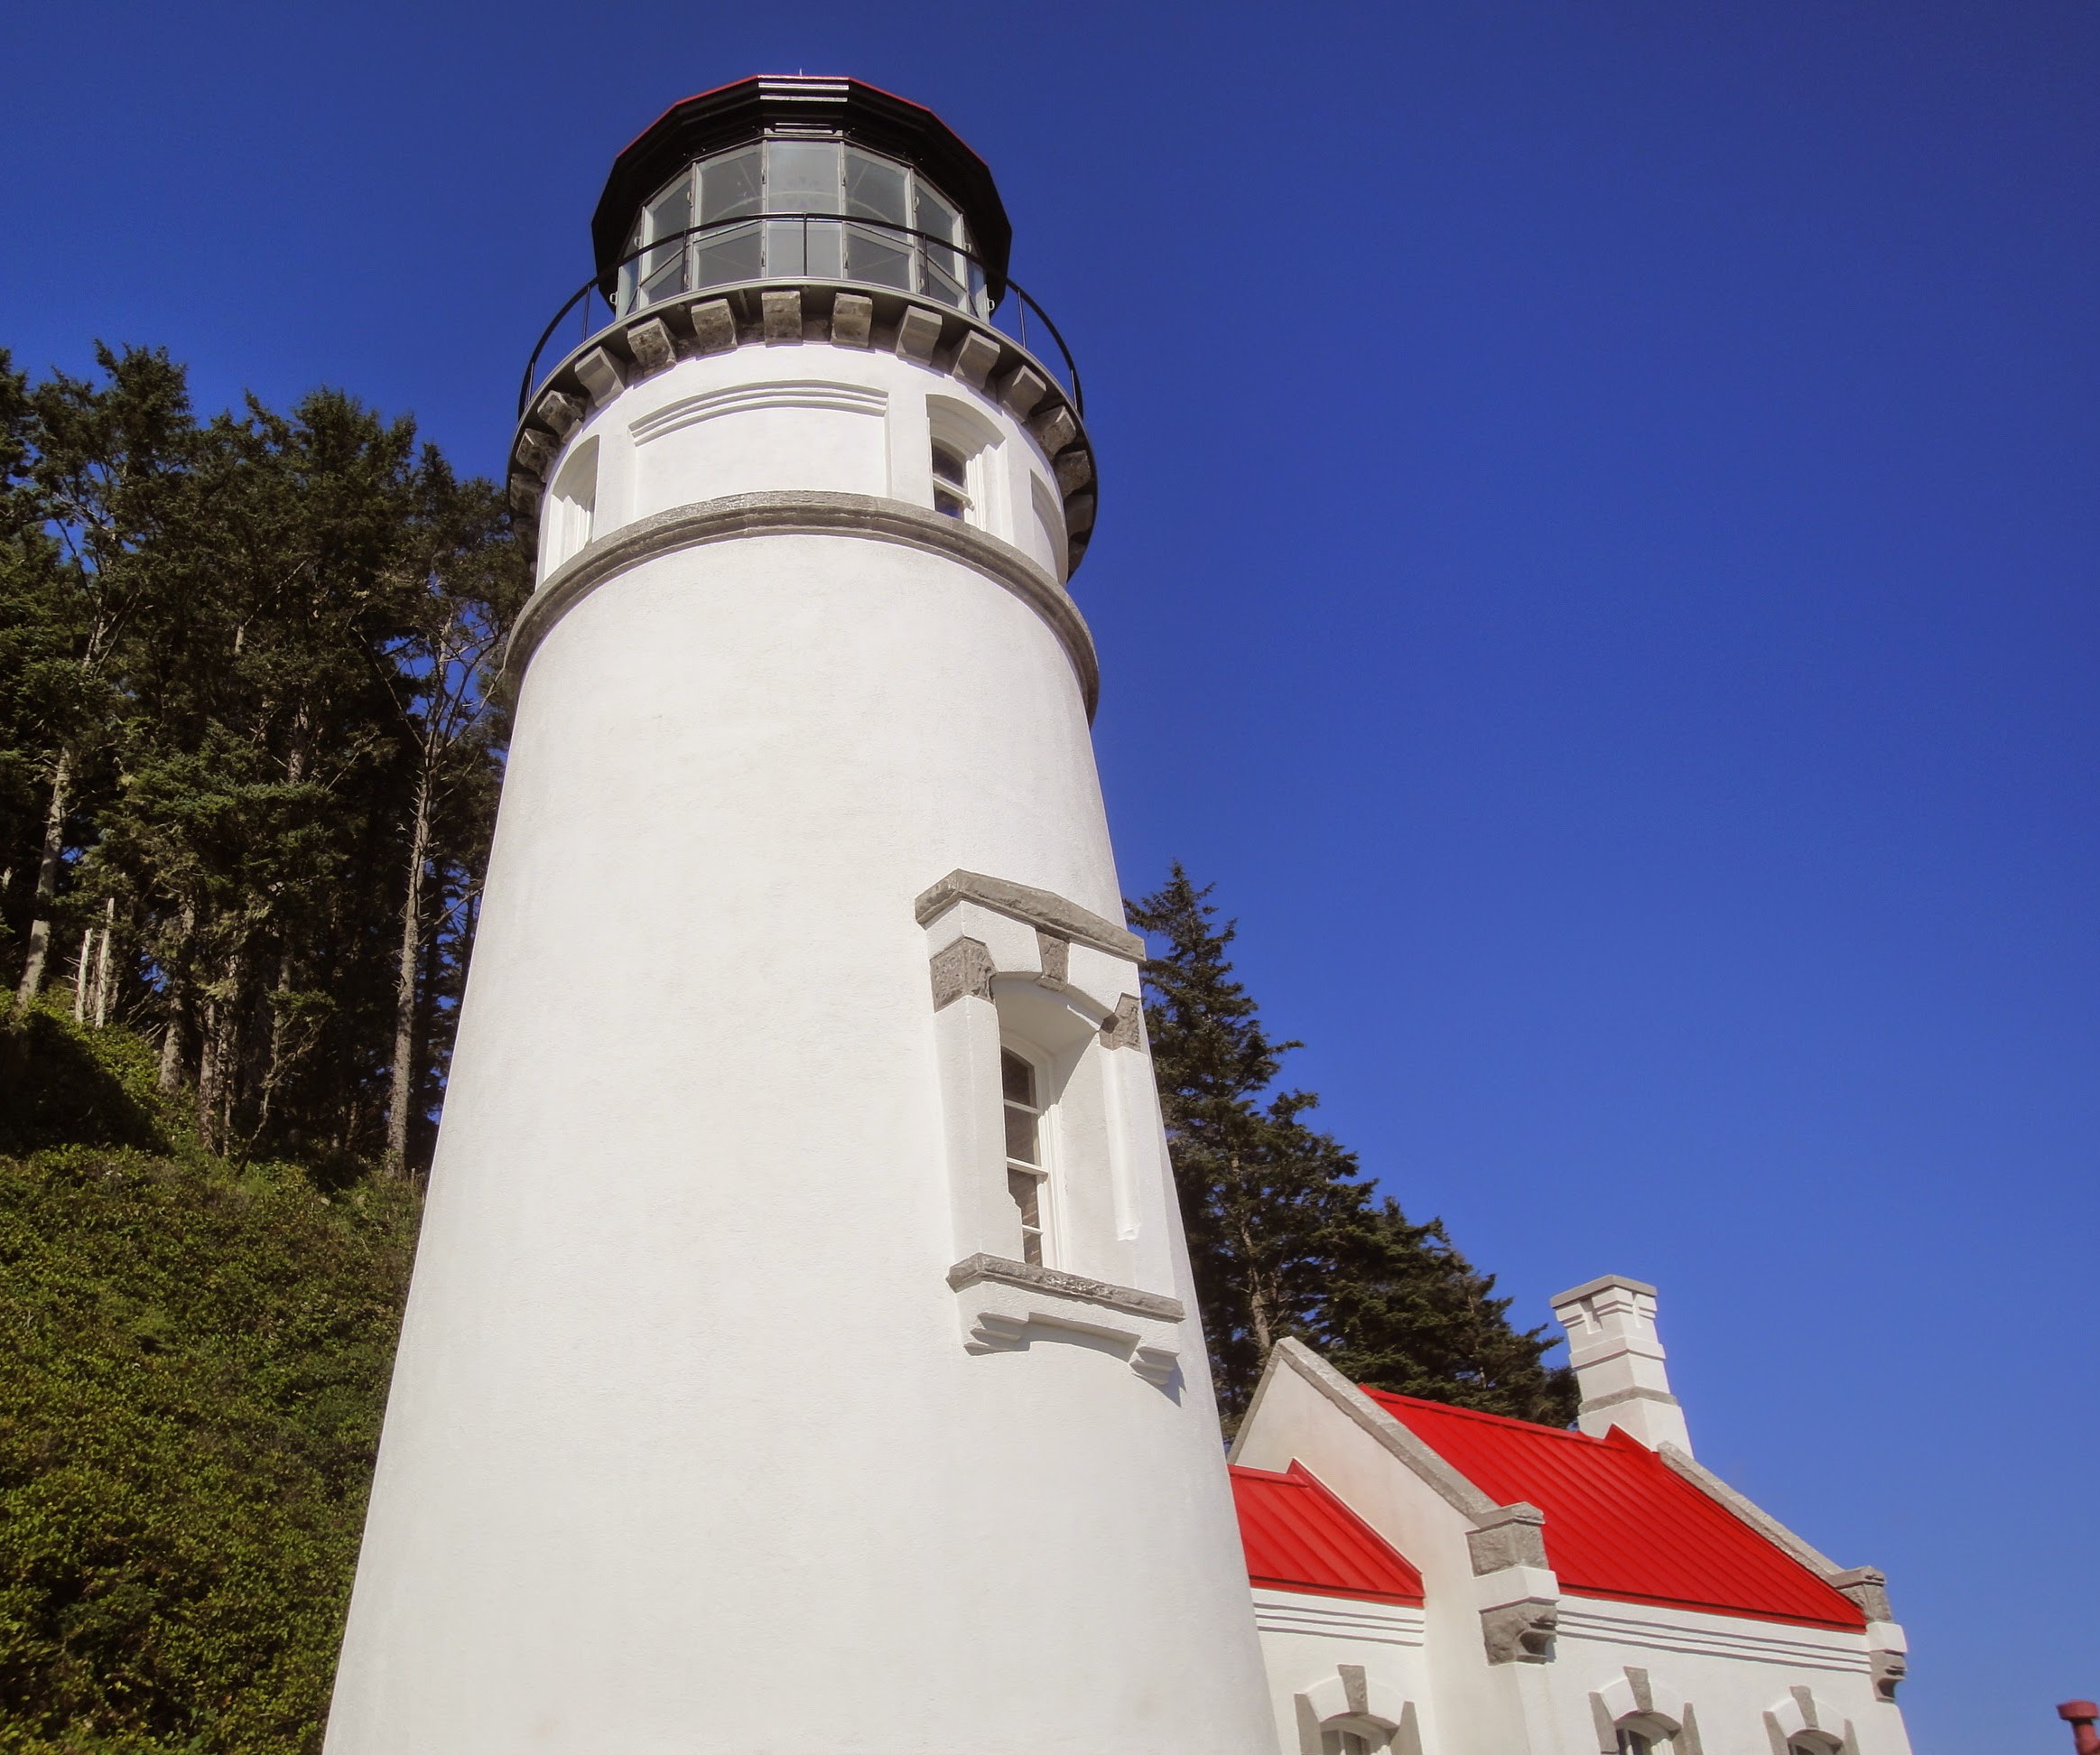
[1550,1275,1692,1453]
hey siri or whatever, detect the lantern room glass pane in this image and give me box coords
[916,182,966,309]
[639,172,692,305]
[844,150,911,283]
[700,146,761,222]
[766,139,842,277]
[693,146,763,288]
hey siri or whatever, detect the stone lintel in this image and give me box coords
[915,869,1143,962]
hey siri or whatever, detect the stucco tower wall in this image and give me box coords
[323,339,1278,1755]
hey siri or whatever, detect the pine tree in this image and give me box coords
[1129,865,1577,1429]
[0,347,526,1174]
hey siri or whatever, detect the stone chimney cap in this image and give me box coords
[1550,1273,1658,1308]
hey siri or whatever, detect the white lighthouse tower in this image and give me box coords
[325,76,1278,1755]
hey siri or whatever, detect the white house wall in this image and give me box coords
[1231,1354,1913,1755]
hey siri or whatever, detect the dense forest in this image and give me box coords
[0,344,528,1174]
[0,345,1566,1752]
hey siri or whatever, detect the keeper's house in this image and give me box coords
[1228,1277,1910,1755]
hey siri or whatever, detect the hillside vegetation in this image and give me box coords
[0,1006,416,1754]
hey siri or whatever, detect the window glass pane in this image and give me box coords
[1000,1050,1035,1106]
[766,214,841,277]
[700,147,761,223]
[695,223,761,287]
[846,149,909,225]
[639,172,692,303]
[916,182,965,306]
[933,444,969,488]
[1008,1168,1040,1229]
[844,224,913,289]
[1004,1104,1038,1165]
[766,139,841,212]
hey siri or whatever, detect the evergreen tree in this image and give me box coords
[0,346,527,1175]
[1129,865,1577,1429]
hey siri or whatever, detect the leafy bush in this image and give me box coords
[0,1013,416,1753]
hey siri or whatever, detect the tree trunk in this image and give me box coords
[385,758,435,1176]
[13,747,74,1012]
[158,900,198,1091]
[91,898,114,1026]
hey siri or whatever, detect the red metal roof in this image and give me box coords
[1361,1390,1865,1630]
[1231,1462,1426,1606]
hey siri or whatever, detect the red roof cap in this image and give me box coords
[1362,1390,1865,1631]
[1231,1462,1425,1606]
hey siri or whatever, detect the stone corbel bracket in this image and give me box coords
[916,868,1144,1035]
[1231,1337,1566,1667]
[946,1254,1185,1386]
[509,281,1100,580]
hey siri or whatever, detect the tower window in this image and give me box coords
[1001,1047,1048,1266]
[932,441,972,520]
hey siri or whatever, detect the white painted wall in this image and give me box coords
[536,339,1071,583]
[1250,1587,1439,1755]
[325,334,1276,1755]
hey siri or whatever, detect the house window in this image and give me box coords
[1001,1046,1049,1266]
[932,441,971,519]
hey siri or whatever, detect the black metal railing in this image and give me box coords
[519,212,1084,419]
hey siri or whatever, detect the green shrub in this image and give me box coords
[0,1016,416,1753]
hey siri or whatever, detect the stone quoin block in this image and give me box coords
[830,293,874,348]
[952,330,1001,389]
[997,363,1048,419]
[1029,402,1077,455]
[761,289,804,343]
[533,388,583,437]
[625,316,676,376]
[514,427,555,477]
[1054,447,1093,496]
[896,305,944,363]
[689,299,737,355]
[571,346,627,409]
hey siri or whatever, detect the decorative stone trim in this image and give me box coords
[504,492,1101,719]
[509,279,1101,580]
[572,346,626,408]
[914,869,1142,961]
[831,292,874,348]
[691,298,737,355]
[627,316,676,376]
[945,1253,1184,1323]
[945,1253,1184,1385]
[1480,1597,1558,1664]
[1099,994,1144,1051]
[929,936,995,1010]
[952,330,1000,388]
[1033,930,1070,984]
[1466,1501,1549,1574]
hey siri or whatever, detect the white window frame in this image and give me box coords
[925,396,1003,535]
[999,1037,1056,1268]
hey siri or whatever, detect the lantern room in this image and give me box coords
[592,76,1014,320]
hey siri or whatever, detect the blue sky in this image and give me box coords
[5,3,2094,1745]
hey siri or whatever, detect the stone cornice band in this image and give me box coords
[501,490,1100,718]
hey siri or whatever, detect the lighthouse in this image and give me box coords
[324,75,1278,1755]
